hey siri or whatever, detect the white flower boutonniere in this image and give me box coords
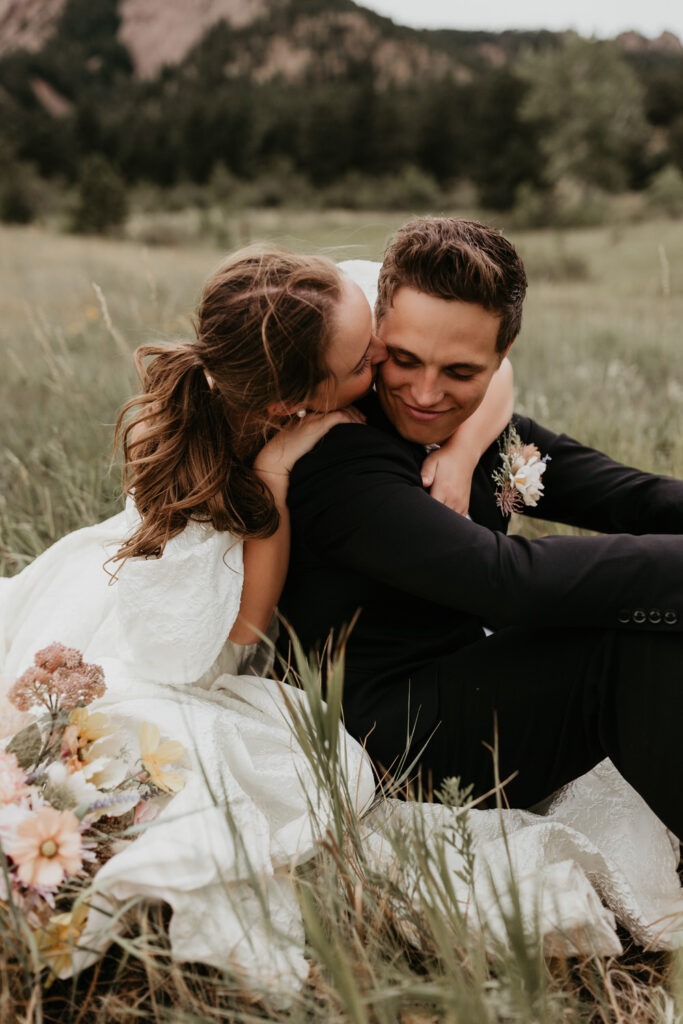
[492,424,550,516]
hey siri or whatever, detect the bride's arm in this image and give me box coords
[114,408,362,676]
[229,408,364,644]
[421,357,513,514]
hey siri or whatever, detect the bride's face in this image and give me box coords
[306,276,386,412]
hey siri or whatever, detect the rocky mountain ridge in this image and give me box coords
[0,0,65,56]
[0,0,680,87]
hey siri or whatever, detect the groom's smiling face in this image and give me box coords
[376,287,510,446]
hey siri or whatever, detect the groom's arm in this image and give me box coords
[289,423,683,633]
[512,415,683,535]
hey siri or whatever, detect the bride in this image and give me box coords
[0,246,515,986]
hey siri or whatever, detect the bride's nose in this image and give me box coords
[370,335,387,364]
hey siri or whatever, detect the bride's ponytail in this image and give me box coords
[113,246,342,565]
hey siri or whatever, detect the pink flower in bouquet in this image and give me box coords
[51,666,105,711]
[9,806,83,888]
[9,644,105,713]
[0,750,28,804]
[9,666,52,712]
[0,802,33,848]
[0,804,33,901]
[35,643,81,674]
[133,800,160,826]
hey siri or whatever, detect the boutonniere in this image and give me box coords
[492,424,550,516]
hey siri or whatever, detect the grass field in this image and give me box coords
[2,212,681,573]
[1,212,682,1021]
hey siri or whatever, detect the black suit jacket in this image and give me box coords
[280,391,683,749]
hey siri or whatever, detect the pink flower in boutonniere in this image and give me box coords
[493,425,550,516]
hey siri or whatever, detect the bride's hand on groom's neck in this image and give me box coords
[254,406,365,483]
[421,447,474,516]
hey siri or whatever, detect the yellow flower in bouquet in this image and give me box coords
[138,722,186,794]
[62,707,115,768]
[35,902,89,982]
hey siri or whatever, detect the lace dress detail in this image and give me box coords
[113,502,244,683]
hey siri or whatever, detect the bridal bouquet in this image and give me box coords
[0,643,187,981]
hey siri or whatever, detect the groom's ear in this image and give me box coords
[499,337,516,363]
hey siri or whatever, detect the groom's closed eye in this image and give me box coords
[388,347,480,382]
[387,348,419,368]
[444,367,477,382]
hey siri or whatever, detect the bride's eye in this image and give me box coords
[353,355,371,376]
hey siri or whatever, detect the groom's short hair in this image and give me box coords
[377,218,527,353]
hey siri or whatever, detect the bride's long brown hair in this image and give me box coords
[112,246,343,565]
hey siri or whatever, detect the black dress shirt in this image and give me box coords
[280,391,683,747]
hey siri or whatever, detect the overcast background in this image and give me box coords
[359,0,683,40]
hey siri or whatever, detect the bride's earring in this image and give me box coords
[296,408,307,419]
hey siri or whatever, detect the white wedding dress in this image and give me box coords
[0,261,681,991]
[0,501,377,988]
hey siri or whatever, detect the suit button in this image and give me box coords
[632,609,646,624]
[617,609,631,624]
[664,609,678,625]
[648,609,662,624]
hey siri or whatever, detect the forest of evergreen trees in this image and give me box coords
[1,0,683,225]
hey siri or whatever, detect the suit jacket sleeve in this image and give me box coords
[289,423,683,632]
[513,415,683,534]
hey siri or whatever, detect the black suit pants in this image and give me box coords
[369,627,683,838]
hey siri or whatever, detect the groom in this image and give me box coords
[279,217,683,837]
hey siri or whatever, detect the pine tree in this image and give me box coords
[72,154,127,234]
